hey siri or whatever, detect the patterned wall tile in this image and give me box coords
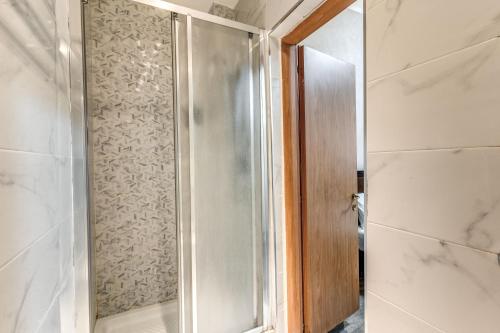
[209,3,236,20]
[86,0,177,318]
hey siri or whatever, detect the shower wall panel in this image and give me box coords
[208,3,236,20]
[0,0,89,331]
[86,0,177,318]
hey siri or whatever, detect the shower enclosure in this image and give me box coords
[172,5,274,333]
[85,0,274,332]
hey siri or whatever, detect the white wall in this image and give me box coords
[266,0,301,28]
[301,4,364,169]
[0,0,89,332]
[366,0,500,331]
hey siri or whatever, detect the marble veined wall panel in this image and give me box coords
[0,0,87,331]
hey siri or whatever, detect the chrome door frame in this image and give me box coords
[155,0,277,332]
[134,0,260,34]
[81,0,274,331]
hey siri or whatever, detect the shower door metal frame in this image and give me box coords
[81,0,275,331]
[128,0,278,332]
[134,0,260,34]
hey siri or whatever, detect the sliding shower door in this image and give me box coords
[174,13,270,333]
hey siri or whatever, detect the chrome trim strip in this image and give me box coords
[249,32,259,323]
[131,0,260,34]
[172,13,185,333]
[79,2,95,331]
[186,15,198,333]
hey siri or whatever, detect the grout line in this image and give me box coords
[367,145,500,155]
[0,146,71,159]
[0,222,61,273]
[367,36,500,84]
[367,220,500,256]
[365,291,446,333]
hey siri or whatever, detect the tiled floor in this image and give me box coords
[331,295,365,333]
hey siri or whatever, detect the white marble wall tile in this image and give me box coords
[0,228,62,333]
[0,151,72,267]
[368,37,500,152]
[36,299,62,333]
[0,0,83,331]
[58,274,76,333]
[30,263,76,333]
[59,212,74,282]
[0,34,57,154]
[367,0,500,80]
[0,0,75,157]
[366,0,384,12]
[366,292,442,333]
[55,48,72,159]
[0,0,55,59]
[367,223,500,333]
[367,148,500,254]
[74,255,91,333]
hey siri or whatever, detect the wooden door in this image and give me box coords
[298,46,359,333]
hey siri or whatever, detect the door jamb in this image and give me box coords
[280,1,356,332]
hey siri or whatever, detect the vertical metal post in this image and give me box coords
[186,14,198,333]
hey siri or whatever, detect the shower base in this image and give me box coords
[94,300,178,333]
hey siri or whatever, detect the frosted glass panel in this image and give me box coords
[190,18,262,333]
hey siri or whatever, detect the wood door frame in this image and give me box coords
[280,1,356,332]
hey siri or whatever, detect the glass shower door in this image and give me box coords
[174,13,269,333]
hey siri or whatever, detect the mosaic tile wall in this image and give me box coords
[209,3,236,20]
[86,0,177,318]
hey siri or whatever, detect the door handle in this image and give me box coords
[351,194,360,212]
